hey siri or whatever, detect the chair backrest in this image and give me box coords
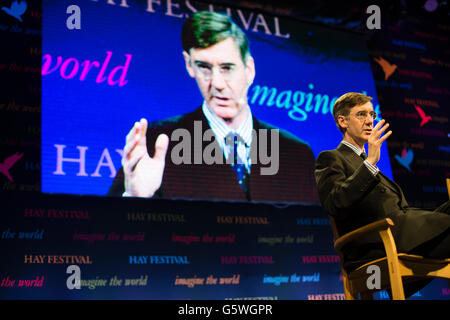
[327,215,349,277]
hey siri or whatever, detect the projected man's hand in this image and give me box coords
[122,118,169,197]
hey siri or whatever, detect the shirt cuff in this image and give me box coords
[363,160,379,176]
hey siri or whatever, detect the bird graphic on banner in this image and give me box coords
[438,145,450,153]
[0,152,24,182]
[394,148,413,171]
[414,105,432,127]
[1,0,27,22]
[374,56,397,80]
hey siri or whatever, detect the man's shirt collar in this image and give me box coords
[341,141,366,157]
[202,101,253,148]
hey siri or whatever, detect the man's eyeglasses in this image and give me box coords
[350,111,377,121]
[192,60,237,81]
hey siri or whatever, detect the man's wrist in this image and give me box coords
[363,160,379,176]
[366,156,377,166]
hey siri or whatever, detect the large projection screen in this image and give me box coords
[42,0,392,202]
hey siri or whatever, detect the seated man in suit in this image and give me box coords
[315,92,450,294]
[108,11,318,203]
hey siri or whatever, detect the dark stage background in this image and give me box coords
[0,0,449,300]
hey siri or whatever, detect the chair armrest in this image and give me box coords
[334,218,394,253]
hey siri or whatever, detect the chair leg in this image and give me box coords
[344,288,358,300]
[344,289,358,300]
[379,229,406,300]
[343,277,358,300]
[390,277,406,300]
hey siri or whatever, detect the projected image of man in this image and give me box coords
[109,11,318,203]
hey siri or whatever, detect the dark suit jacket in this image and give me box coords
[109,107,319,203]
[315,143,450,270]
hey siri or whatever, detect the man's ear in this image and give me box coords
[337,115,348,130]
[183,51,195,78]
[244,55,255,86]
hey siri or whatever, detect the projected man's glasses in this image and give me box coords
[192,60,237,81]
[351,111,377,121]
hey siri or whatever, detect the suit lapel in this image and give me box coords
[336,144,363,173]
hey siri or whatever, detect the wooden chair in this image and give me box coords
[330,216,450,300]
[447,178,450,199]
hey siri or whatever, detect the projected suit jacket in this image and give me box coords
[315,143,450,270]
[108,106,319,203]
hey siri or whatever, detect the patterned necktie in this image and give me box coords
[225,133,249,194]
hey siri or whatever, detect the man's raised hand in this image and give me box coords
[122,118,169,197]
[367,119,392,166]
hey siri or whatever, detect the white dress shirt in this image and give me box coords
[202,101,253,173]
[341,141,379,176]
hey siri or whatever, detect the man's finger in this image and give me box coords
[124,118,149,157]
[375,123,390,138]
[126,122,140,145]
[379,130,392,144]
[123,148,145,174]
[123,136,141,160]
[139,118,148,139]
[122,136,141,168]
[128,149,146,172]
[372,119,385,131]
[153,133,169,162]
